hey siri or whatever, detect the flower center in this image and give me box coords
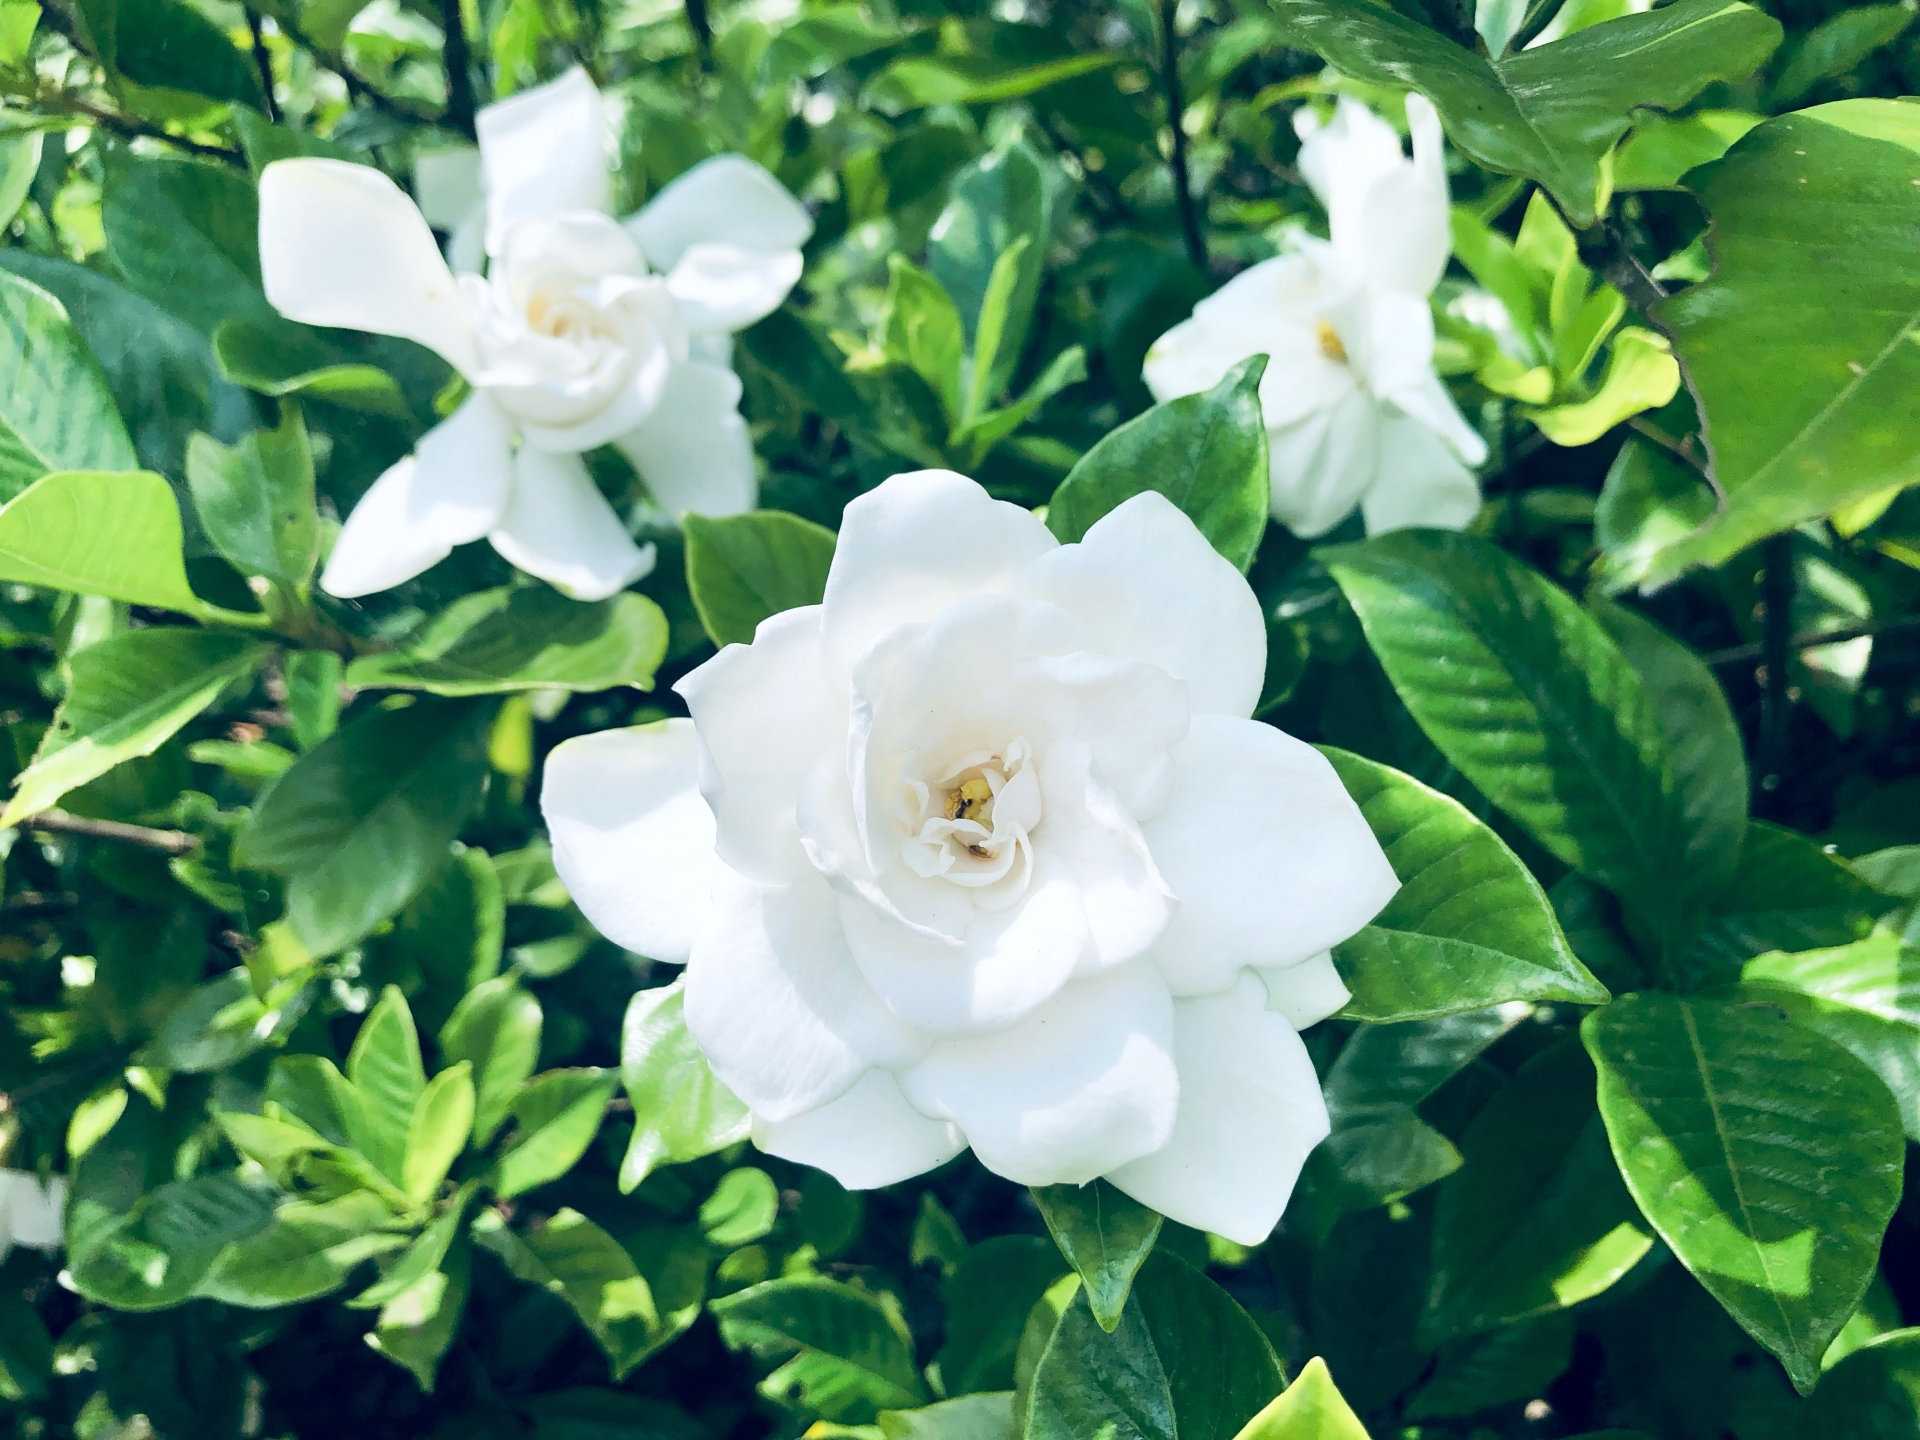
[896,740,1042,895]
[1315,318,1348,364]
[944,778,996,858]
[524,289,619,345]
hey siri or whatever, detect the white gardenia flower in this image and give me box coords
[1143,94,1488,539]
[0,1169,64,1258]
[543,471,1400,1243]
[258,68,813,602]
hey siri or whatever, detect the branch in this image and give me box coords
[17,810,201,856]
[247,9,280,124]
[48,92,244,162]
[1158,0,1207,273]
[439,0,477,139]
[1591,217,1669,319]
[1705,615,1920,668]
[684,0,713,66]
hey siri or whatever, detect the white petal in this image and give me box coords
[1361,414,1484,535]
[900,963,1178,1186]
[1295,97,1407,236]
[258,159,478,374]
[1141,314,1233,404]
[667,243,804,333]
[488,446,656,601]
[542,720,720,964]
[1143,253,1337,410]
[476,67,611,254]
[753,1069,963,1189]
[1106,974,1329,1246]
[685,870,927,1123]
[1257,951,1351,1030]
[1039,737,1174,970]
[413,146,483,231]
[1266,390,1382,538]
[615,361,757,518]
[627,155,814,272]
[1349,93,1452,299]
[676,606,845,884]
[1013,490,1266,720]
[1143,715,1399,998]
[0,1171,63,1250]
[822,469,1058,670]
[319,396,514,597]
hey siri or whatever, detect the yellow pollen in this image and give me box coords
[945,777,994,822]
[1315,319,1348,364]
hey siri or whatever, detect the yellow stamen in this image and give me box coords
[945,777,994,821]
[1315,318,1348,364]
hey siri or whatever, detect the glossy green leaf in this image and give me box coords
[1425,1040,1654,1342]
[711,1275,927,1420]
[149,967,311,1072]
[3,627,267,824]
[1613,110,1761,191]
[682,510,837,649]
[490,1067,617,1198]
[1584,992,1906,1392]
[1025,1249,1283,1440]
[0,270,137,499]
[0,469,205,612]
[1803,1328,1920,1436]
[618,977,749,1190]
[109,0,262,104]
[1270,0,1781,223]
[1230,1357,1367,1440]
[1030,1179,1161,1334]
[69,1169,276,1311]
[474,1208,663,1378]
[198,1191,404,1308]
[237,697,494,957]
[403,1062,474,1204]
[864,52,1117,110]
[367,1235,470,1391]
[346,986,428,1186]
[1649,102,1920,577]
[1683,821,1886,985]
[936,1235,1068,1396]
[350,1189,473,1310]
[1048,355,1268,572]
[927,141,1051,394]
[186,406,320,597]
[1320,746,1603,1021]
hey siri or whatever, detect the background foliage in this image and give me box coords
[0,0,1917,1436]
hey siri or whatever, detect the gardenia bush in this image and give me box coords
[0,0,1916,1437]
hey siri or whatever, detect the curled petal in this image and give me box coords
[1361,413,1484,535]
[753,1069,964,1190]
[543,720,720,964]
[488,446,655,601]
[616,361,757,518]
[1266,389,1383,539]
[319,395,513,597]
[627,154,814,272]
[477,67,611,254]
[258,159,478,374]
[667,243,804,333]
[1106,974,1329,1246]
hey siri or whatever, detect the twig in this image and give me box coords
[440,0,477,139]
[275,14,443,128]
[247,9,280,124]
[1,890,77,916]
[52,93,244,162]
[17,811,200,856]
[1754,533,1795,809]
[1705,615,1920,668]
[684,0,713,66]
[1591,216,1669,320]
[1158,0,1206,273]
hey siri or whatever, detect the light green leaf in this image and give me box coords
[1270,0,1781,224]
[0,270,137,499]
[3,627,267,824]
[965,236,1031,422]
[1648,101,1920,578]
[68,1169,277,1311]
[441,977,543,1147]
[711,1275,928,1421]
[619,977,749,1190]
[682,510,837,650]
[236,697,494,957]
[880,1393,1015,1440]
[489,1067,617,1198]
[1029,1179,1161,1334]
[212,317,413,419]
[149,967,311,1073]
[1613,110,1761,191]
[1048,354,1268,572]
[197,1191,406,1308]
[882,256,966,421]
[367,1235,470,1392]
[1584,991,1906,1392]
[700,1167,780,1248]
[186,406,320,597]
[927,141,1052,393]
[863,52,1118,111]
[935,1235,1068,1397]
[1528,329,1681,448]
[1321,746,1604,1022]
[474,1208,664,1378]
[0,469,206,612]
[347,585,669,695]
[346,986,428,1186]
[1231,1356,1367,1440]
[403,1062,474,1205]
[351,1188,474,1310]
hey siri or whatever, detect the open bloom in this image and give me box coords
[544,471,1398,1243]
[0,1170,64,1259]
[1144,94,1487,538]
[259,68,812,601]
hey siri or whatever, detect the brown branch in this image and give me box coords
[55,94,244,162]
[439,0,476,139]
[18,811,201,856]
[1705,615,1920,668]
[1158,0,1206,273]
[247,9,281,124]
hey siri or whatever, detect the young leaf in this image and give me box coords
[618,977,750,1190]
[882,256,966,421]
[710,1275,928,1419]
[1047,354,1269,572]
[3,627,268,824]
[473,1208,664,1378]
[489,1067,618,1198]
[1584,992,1905,1392]
[1025,1249,1283,1440]
[1030,1179,1162,1334]
[350,1189,474,1311]
[186,405,321,598]
[934,1235,1069,1396]
[403,1062,474,1205]
[1527,329,1681,448]
[347,986,428,1186]
[1319,747,1605,1022]
[1231,1356,1368,1440]
[441,977,543,1147]
[682,510,837,649]
[366,1234,470,1392]
[0,470,207,613]
[0,270,138,498]
[927,141,1051,396]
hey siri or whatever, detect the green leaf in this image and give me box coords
[1425,1039,1654,1342]
[197,1191,406,1308]
[1029,1179,1162,1334]
[618,977,749,1191]
[212,317,413,420]
[1326,530,1705,945]
[966,236,1032,422]
[1025,1249,1283,1440]
[927,141,1052,393]
[109,0,261,104]
[864,52,1118,110]
[475,1208,664,1378]
[682,510,837,650]
[1802,1328,1920,1436]
[881,1393,1017,1440]
[149,966,311,1072]
[284,648,343,751]
[102,151,274,337]
[441,977,543,1147]
[882,256,966,421]
[935,1235,1069,1397]
[1527,329,1681,448]
[350,1187,474,1310]
[1613,110,1761,192]
[1274,0,1779,224]
[0,270,137,499]
[367,1234,470,1391]
[1047,355,1268,573]
[1770,6,1914,108]
[346,986,428,1186]
[3,627,267,824]
[1584,991,1906,1392]
[1405,1313,1574,1419]
[710,1275,927,1421]
[403,1062,474,1205]
[0,1290,53,1402]
[1230,1357,1367,1440]
[68,1169,277,1311]
[1320,746,1603,1022]
[1592,438,1717,594]
[490,1068,617,1198]
[1683,821,1886,985]
[186,406,321,597]
[380,844,505,1035]
[236,697,494,957]
[1647,101,1920,578]
[346,585,669,695]
[0,469,206,612]
[700,1167,780,1248]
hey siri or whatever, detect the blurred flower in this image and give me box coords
[0,1170,64,1258]
[259,69,812,601]
[1144,94,1487,538]
[543,470,1398,1243]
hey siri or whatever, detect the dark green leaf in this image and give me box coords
[1030,1179,1161,1334]
[710,1275,927,1420]
[213,317,413,419]
[198,1191,405,1307]
[0,270,137,499]
[1803,1328,1920,1437]
[1770,6,1914,107]
[1683,821,1886,985]
[110,0,262,104]
[1405,1313,1575,1419]
[936,1235,1068,1396]
[102,151,275,337]
[186,405,321,596]
[681,510,837,650]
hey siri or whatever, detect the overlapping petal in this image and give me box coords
[476,67,611,254]
[627,155,814,273]
[488,445,656,600]
[753,1069,964,1189]
[616,361,757,517]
